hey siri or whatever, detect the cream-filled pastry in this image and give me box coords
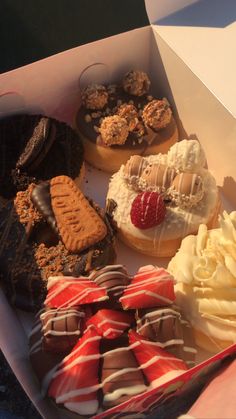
[106,139,220,257]
[168,211,236,353]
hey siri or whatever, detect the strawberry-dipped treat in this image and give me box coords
[120,265,175,310]
[86,309,133,339]
[130,191,166,229]
[48,326,101,416]
[45,275,108,308]
[129,330,188,388]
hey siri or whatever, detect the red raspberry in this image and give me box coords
[130,191,166,229]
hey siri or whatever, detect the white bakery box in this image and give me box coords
[0,0,236,418]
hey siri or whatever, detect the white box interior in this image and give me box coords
[0,5,235,417]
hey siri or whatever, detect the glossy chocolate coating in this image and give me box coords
[90,265,130,309]
[31,182,58,234]
[41,307,86,353]
[136,306,196,366]
[101,335,146,407]
[29,312,67,383]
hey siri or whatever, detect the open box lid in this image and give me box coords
[145,0,236,117]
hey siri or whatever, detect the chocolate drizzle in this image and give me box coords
[39,307,86,353]
[136,306,197,366]
[101,335,147,408]
[90,265,130,309]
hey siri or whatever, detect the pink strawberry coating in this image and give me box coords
[120,265,175,310]
[48,326,101,415]
[130,191,166,229]
[45,276,108,308]
[129,330,187,386]
[86,309,133,339]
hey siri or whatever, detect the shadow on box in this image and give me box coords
[157,0,236,29]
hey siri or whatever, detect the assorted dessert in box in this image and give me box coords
[0,68,235,418]
[106,139,220,257]
[75,70,178,172]
[29,264,196,417]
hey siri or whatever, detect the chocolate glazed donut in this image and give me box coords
[0,177,116,312]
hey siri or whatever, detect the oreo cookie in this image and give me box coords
[0,114,84,199]
[16,117,56,172]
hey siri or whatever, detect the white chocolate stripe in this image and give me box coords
[103,342,139,357]
[120,290,173,304]
[65,400,98,416]
[131,273,172,281]
[137,314,180,331]
[42,314,83,333]
[126,278,172,290]
[97,319,129,328]
[54,349,184,404]
[103,385,147,403]
[103,328,126,337]
[53,354,101,377]
[40,309,85,319]
[138,338,196,353]
[92,270,128,281]
[137,310,181,325]
[90,265,126,275]
[58,336,101,364]
[46,285,108,307]
[47,276,90,289]
[183,346,197,354]
[139,338,184,349]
